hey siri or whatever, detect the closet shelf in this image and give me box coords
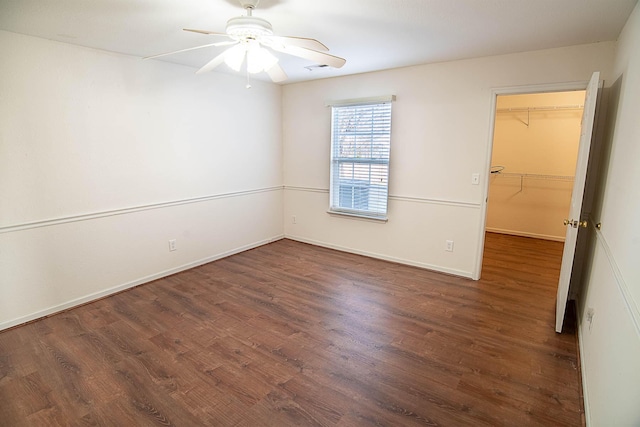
[496,104,584,113]
[496,104,583,126]
[495,172,575,181]
[492,172,575,192]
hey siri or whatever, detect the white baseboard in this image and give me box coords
[0,234,284,331]
[285,234,473,279]
[485,227,565,242]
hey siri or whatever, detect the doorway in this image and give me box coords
[474,82,592,282]
[486,90,586,243]
[475,74,601,333]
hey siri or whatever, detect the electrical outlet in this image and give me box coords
[471,173,480,185]
[292,215,297,224]
[168,239,177,252]
[445,240,454,252]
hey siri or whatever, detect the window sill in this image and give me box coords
[327,210,388,223]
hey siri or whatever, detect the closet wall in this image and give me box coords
[486,91,586,241]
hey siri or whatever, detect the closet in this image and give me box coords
[486,90,586,241]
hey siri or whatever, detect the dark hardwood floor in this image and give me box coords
[0,233,582,426]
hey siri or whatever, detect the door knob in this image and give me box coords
[563,219,588,228]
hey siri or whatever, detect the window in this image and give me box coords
[329,97,393,220]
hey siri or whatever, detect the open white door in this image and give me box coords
[555,71,600,333]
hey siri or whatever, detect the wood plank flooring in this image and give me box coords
[0,233,582,426]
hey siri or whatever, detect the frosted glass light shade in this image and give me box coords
[223,42,278,74]
[247,46,278,74]
[224,44,247,71]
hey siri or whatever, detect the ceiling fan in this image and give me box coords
[144,0,346,83]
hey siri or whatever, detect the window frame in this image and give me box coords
[327,96,395,221]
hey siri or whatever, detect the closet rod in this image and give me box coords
[496,104,584,113]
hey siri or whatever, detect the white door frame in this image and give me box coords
[473,80,591,280]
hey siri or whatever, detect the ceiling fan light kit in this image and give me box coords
[223,41,278,73]
[144,0,345,84]
[247,44,279,73]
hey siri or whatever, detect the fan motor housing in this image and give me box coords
[226,16,273,39]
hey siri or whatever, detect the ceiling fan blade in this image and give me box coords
[266,63,288,83]
[195,50,229,74]
[183,28,230,37]
[271,45,346,69]
[213,40,239,47]
[264,35,328,52]
[143,42,224,60]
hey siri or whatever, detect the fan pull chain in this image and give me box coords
[246,68,252,89]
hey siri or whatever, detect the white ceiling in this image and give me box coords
[0,0,637,84]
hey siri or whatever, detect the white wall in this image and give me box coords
[577,3,640,425]
[0,31,284,329]
[282,42,615,278]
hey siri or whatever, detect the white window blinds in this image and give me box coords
[329,98,393,219]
